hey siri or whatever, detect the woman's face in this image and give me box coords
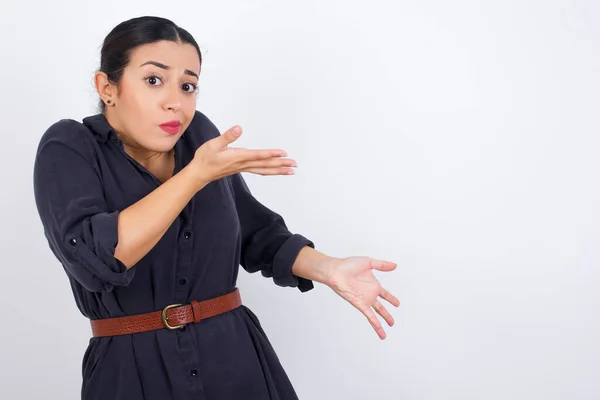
[99,40,201,153]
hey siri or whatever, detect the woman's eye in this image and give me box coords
[182,83,197,93]
[146,76,162,86]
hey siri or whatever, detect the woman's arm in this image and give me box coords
[290,246,340,285]
[115,166,206,268]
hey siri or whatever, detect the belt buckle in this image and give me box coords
[161,303,185,330]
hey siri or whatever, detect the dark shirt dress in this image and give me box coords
[33,111,315,400]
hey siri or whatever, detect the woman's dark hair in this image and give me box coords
[97,16,202,112]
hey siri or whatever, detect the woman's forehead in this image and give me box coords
[129,41,200,74]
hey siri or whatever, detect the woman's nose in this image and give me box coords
[162,84,182,111]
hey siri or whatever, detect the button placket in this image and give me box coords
[175,224,194,306]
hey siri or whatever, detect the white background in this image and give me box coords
[1,1,599,399]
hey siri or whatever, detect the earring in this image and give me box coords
[106,100,112,104]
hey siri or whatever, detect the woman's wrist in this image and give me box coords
[292,246,343,286]
[180,164,210,193]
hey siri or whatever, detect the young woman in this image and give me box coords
[33,15,400,400]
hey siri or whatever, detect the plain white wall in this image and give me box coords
[1,0,599,399]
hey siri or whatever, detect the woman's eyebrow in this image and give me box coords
[140,61,199,79]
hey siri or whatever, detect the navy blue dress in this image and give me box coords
[33,111,315,400]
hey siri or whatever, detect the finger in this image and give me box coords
[370,259,397,272]
[363,307,386,340]
[232,148,289,163]
[380,287,400,307]
[242,157,297,169]
[244,167,296,176]
[373,301,395,327]
[215,125,243,147]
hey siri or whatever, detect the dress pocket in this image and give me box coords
[82,337,110,383]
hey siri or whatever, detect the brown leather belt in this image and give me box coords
[90,288,242,337]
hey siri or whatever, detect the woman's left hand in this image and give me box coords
[326,256,400,340]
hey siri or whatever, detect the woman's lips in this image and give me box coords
[159,121,181,135]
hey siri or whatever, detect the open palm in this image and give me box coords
[328,256,400,339]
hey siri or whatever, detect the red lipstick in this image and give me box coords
[159,120,181,135]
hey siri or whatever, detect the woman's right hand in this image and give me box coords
[188,125,297,188]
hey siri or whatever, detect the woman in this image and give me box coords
[33,16,400,400]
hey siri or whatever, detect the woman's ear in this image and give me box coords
[94,71,116,106]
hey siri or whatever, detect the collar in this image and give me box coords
[82,113,118,143]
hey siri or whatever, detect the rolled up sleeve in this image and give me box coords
[33,120,135,293]
[230,173,315,293]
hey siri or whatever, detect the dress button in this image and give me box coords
[190,369,198,376]
[69,238,77,246]
[178,277,187,285]
[184,231,192,239]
